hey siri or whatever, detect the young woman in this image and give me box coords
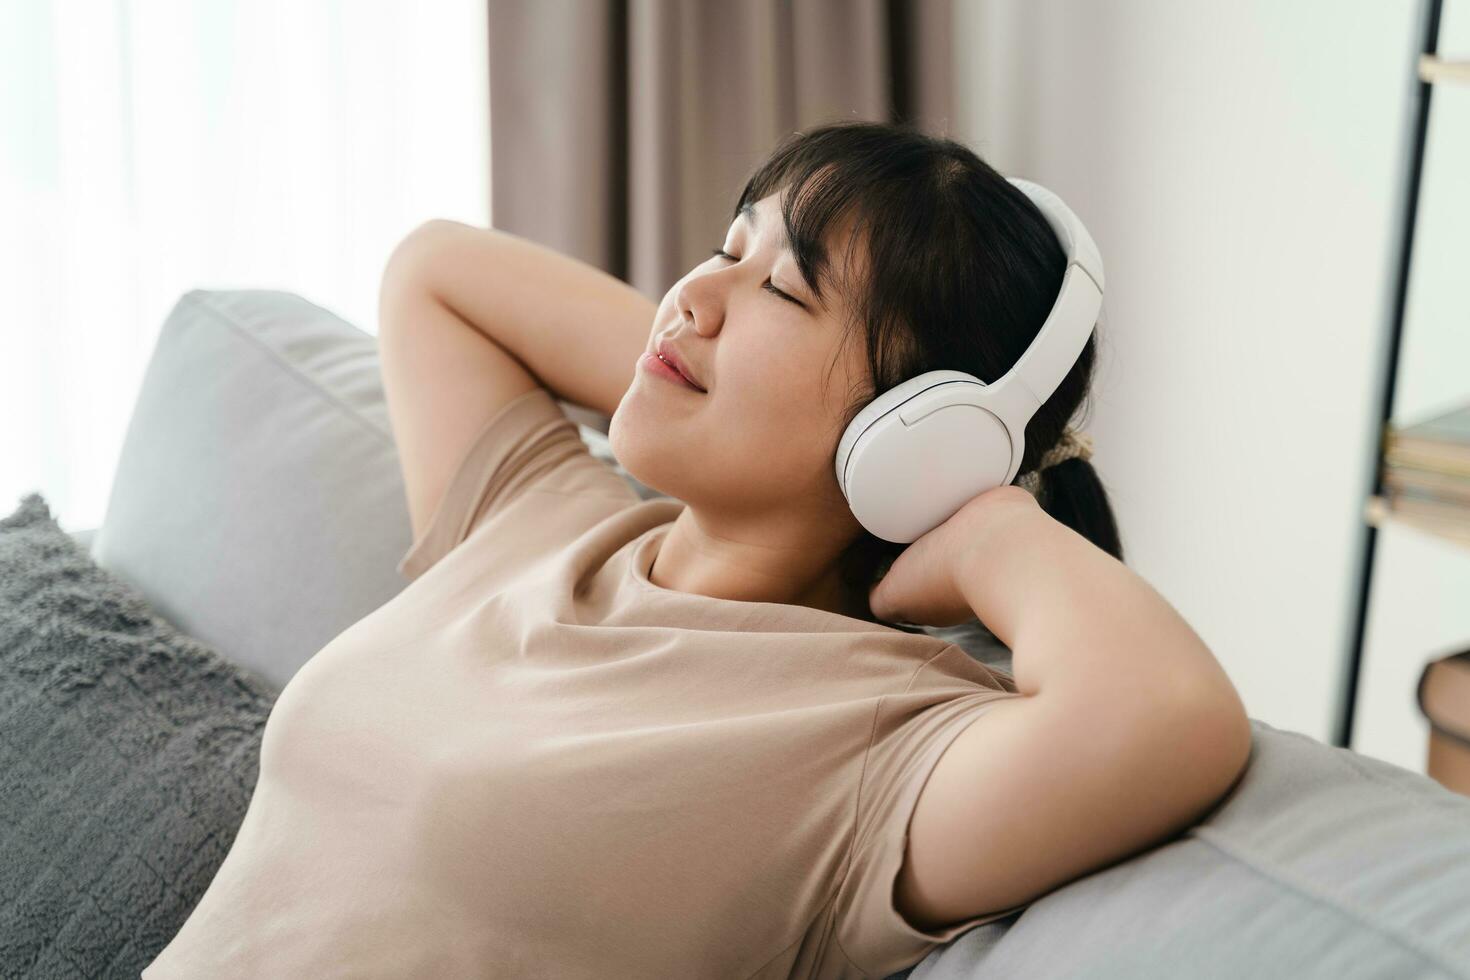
[143,122,1251,980]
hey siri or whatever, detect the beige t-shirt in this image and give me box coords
[142,386,1027,980]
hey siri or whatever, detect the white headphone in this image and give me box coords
[833,177,1105,544]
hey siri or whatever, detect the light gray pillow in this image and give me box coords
[93,289,1009,688]
[93,290,417,689]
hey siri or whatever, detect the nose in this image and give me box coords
[674,265,732,338]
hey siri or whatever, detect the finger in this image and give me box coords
[868,584,893,622]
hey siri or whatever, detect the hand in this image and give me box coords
[867,486,1043,629]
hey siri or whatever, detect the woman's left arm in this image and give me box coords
[870,485,1253,931]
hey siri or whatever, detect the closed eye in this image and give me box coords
[710,248,807,309]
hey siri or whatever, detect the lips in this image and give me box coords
[656,338,705,392]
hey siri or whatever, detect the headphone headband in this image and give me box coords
[987,177,1105,431]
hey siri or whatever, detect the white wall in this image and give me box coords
[952,0,1470,770]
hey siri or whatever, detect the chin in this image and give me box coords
[607,404,678,499]
[613,402,747,507]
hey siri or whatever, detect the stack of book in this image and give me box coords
[1370,401,1470,549]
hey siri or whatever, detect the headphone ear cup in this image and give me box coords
[841,403,1014,543]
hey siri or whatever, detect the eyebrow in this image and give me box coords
[737,201,763,234]
[736,202,827,311]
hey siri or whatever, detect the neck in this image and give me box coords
[648,507,877,623]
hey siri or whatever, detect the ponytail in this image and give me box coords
[1031,456,1125,562]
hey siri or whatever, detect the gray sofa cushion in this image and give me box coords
[92,290,421,689]
[0,492,279,978]
[93,289,1011,688]
[909,719,1470,980]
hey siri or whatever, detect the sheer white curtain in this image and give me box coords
[0,0,489,533]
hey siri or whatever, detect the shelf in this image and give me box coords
[1418,55,1470,85]
[1339,0,1453,751]
[1366,493,1470,551]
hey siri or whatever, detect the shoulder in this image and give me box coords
[896,693,1029,932]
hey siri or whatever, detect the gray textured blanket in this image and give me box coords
[0,493,280,979]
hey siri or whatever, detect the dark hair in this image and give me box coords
[729,120,1124,609]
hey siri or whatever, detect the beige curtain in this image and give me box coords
[486,0,954,302]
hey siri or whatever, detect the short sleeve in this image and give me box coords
[832,685,1029,978]
[396,386,637,581]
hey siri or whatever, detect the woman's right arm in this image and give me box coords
[383,219,658,420]
[378,219,657,541]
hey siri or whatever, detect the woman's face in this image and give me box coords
[609,190,870,527]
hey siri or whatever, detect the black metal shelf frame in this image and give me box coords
[1336,0,1445,749]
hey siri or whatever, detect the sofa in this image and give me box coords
[63,289,1470,978]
